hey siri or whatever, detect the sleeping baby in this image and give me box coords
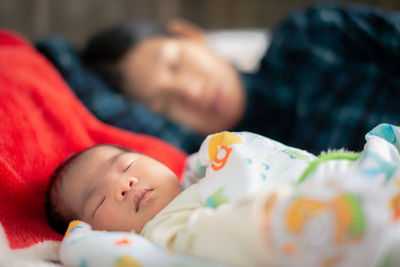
[46,125,400,266]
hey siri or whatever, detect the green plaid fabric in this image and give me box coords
[237,3,400,154]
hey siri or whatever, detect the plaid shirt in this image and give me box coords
[36,3,400,154]
[237,3,400,154]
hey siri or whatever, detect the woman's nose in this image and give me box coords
[115,177,138,201]
[180,76,203,107]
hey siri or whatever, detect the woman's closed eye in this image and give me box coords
[170,49,182,73]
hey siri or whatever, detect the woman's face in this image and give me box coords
[119,36,246,135]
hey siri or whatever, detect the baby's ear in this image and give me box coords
[167,18,206,44]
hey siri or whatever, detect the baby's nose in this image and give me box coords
[116,177,138,201]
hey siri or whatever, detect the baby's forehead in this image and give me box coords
[77,144,141,168]
[66,144,139,181]
[82,144,133,159]
[90,144,129,153]
[68,145,123,175]
[100,144,136,155]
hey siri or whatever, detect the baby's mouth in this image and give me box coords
[134,188,153,212]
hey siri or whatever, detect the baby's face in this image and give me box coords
[58,145,182,233]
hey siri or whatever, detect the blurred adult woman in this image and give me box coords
[37,3,400,154]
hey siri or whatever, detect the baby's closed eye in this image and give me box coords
[123,160,135,172]
[92,195,106,218]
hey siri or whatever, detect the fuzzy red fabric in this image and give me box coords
[0,29,187,250]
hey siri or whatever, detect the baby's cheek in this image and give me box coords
[87,214,106,231]
[90,206,123,231]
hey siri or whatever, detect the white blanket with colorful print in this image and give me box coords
[183,130,317,207]
[60,124,400,266]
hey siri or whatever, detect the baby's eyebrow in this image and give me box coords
[109,151,124,166]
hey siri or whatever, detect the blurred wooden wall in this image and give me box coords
[0,0,399,46]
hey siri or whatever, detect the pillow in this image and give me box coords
[0,29,187,265]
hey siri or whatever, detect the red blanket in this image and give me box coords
[0,29,187,263]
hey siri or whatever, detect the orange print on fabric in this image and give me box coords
[285,194,365,246]
[390,179,400,221]
[208,132,243,171]
[321,255,343,267]
[390,191,400,221]
[283,242,296,255]
[114,237,132,246]
[64,220,82,239]
[211,146,232,171]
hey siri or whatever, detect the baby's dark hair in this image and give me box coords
[44,144,134,234]
[44,149,85,234]
[81,21,166,93]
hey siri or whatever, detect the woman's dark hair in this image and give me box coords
[81,21,166,92]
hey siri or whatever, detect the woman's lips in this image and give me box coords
[134,188,153,212]
[209,85,224,115]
